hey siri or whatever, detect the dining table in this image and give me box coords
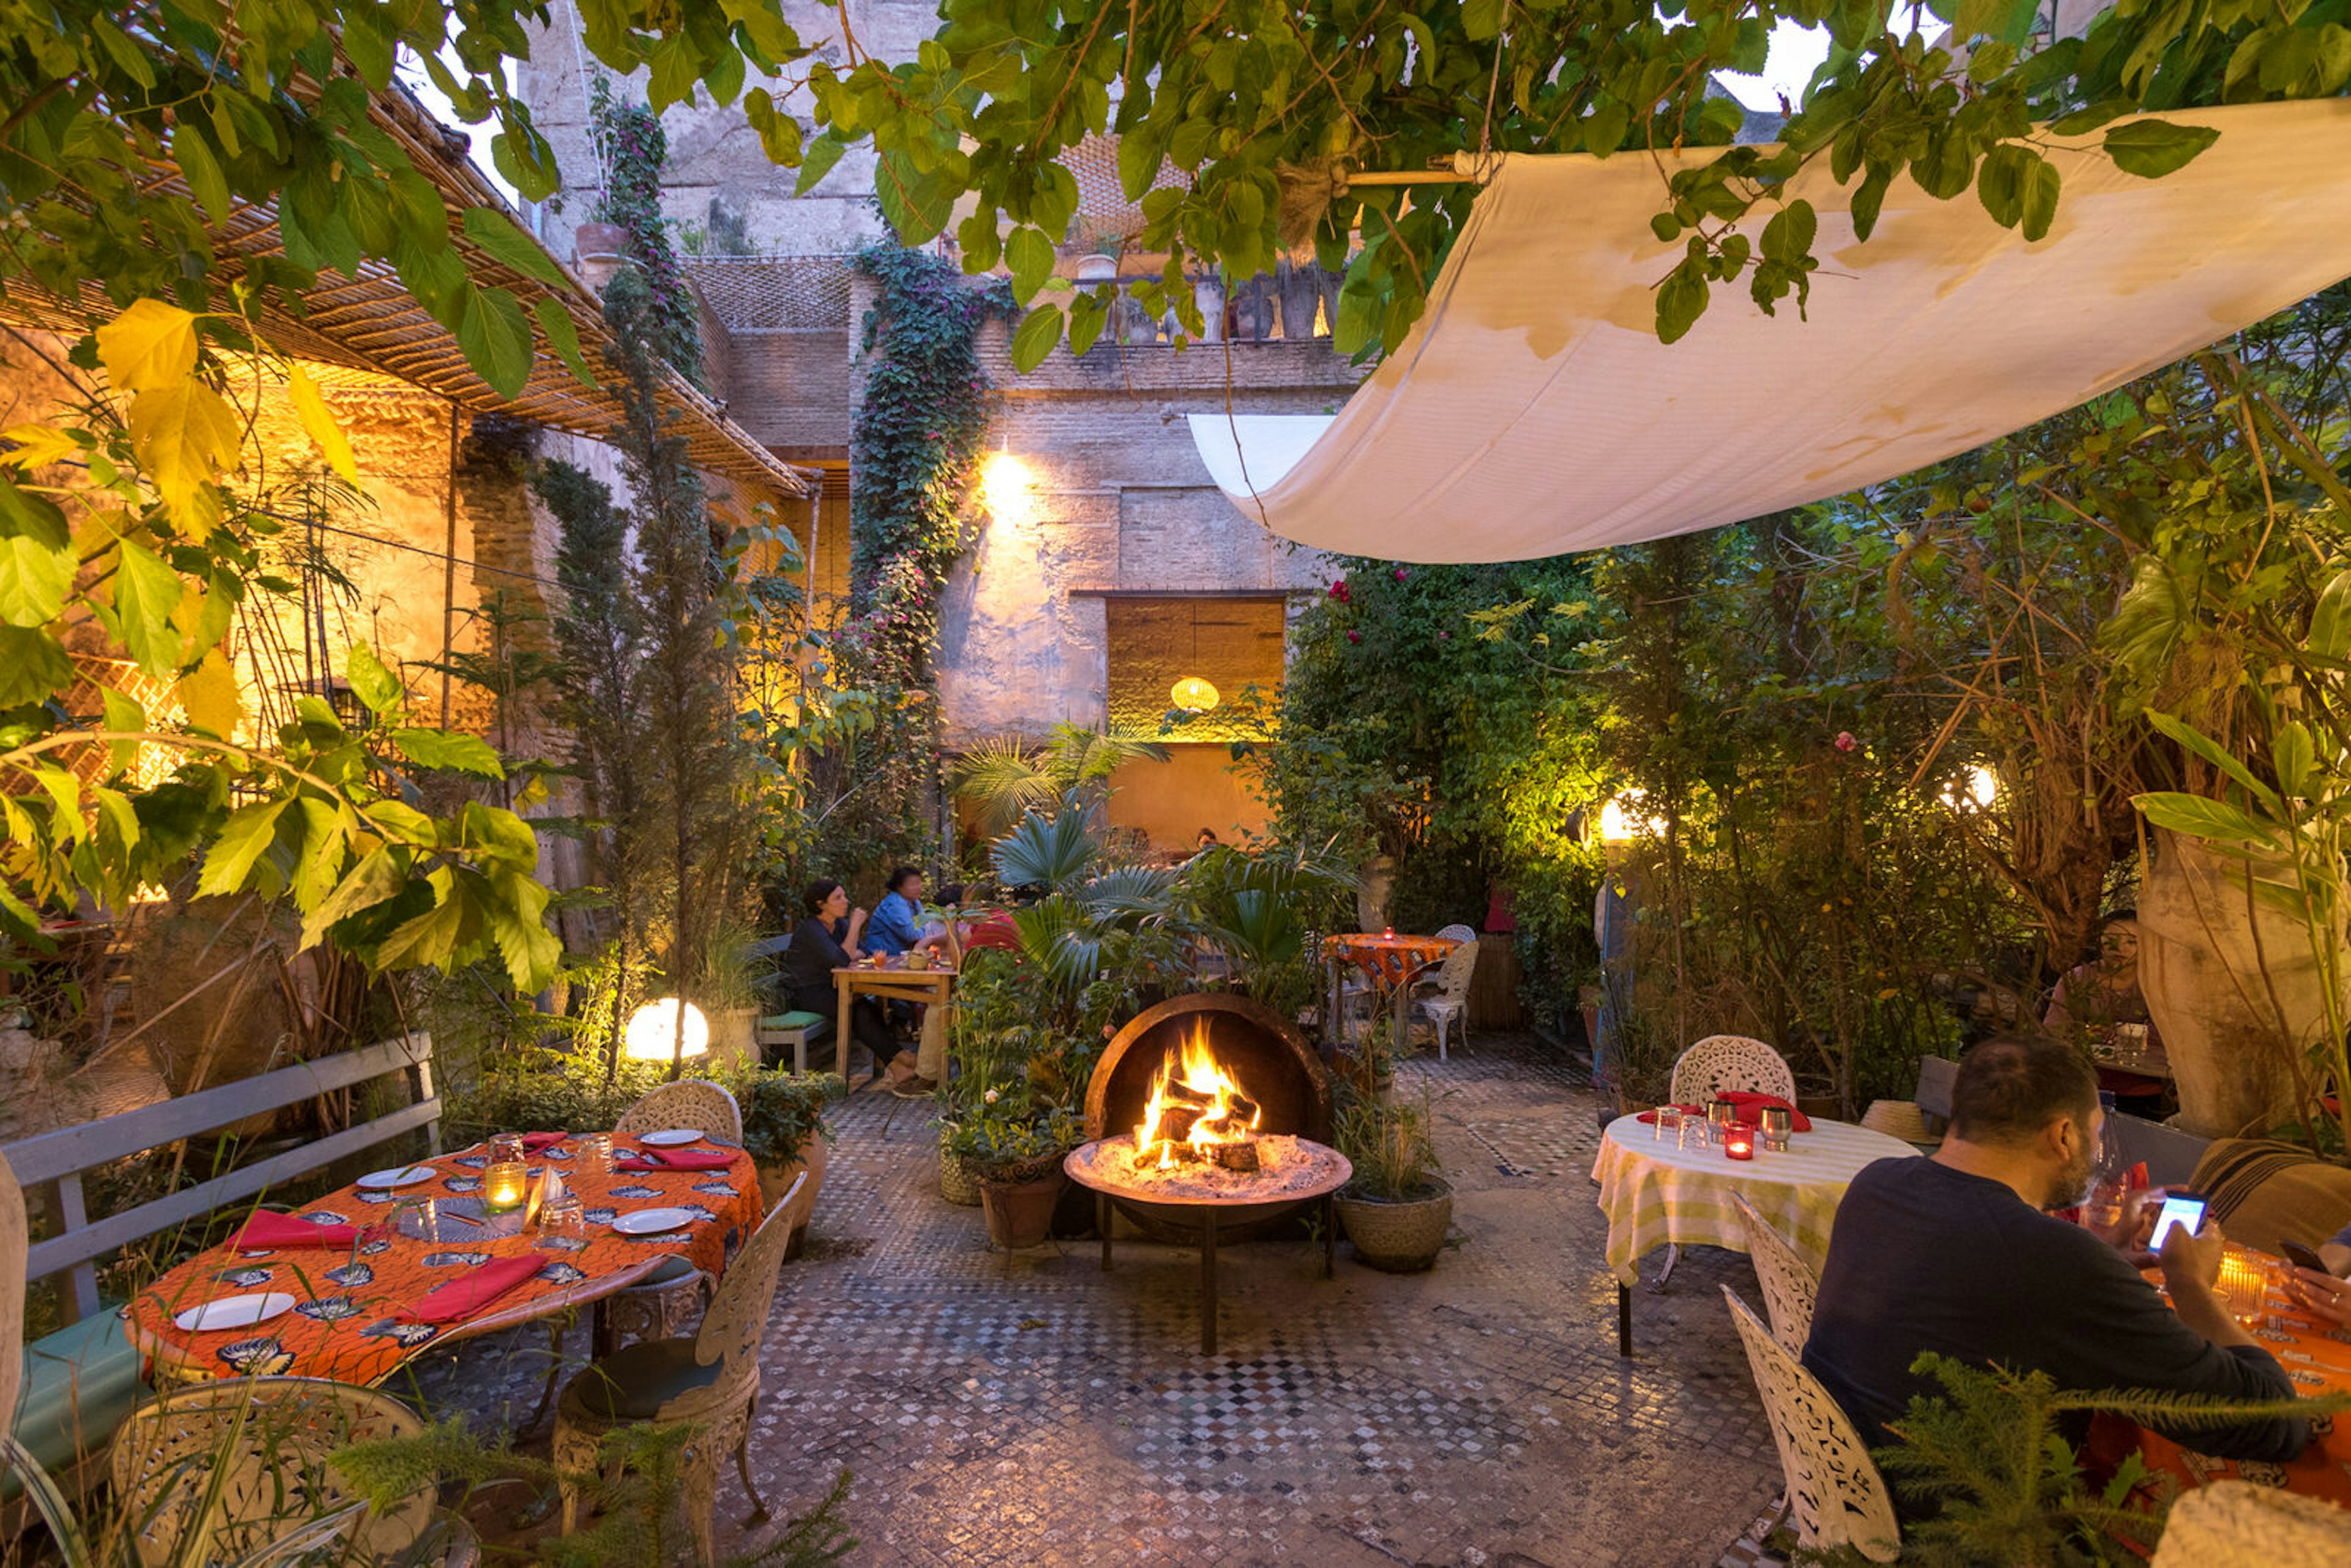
[121,1132,764,1390]
[833,955,955,1082]
[1591,1111,1921,1356]
[1321,932,1461,1055]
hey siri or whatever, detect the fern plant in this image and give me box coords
[1798,1352,2351,1568]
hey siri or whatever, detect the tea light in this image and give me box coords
[2217,1247,2268,1326]
[484,1159,528,1214]
[1724,1127,1756,1161]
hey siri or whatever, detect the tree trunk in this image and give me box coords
[2137,828,2341,1138]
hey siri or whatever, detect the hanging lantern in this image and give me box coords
[1171,675,1221,713]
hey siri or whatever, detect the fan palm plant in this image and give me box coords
[952,724,1171,836]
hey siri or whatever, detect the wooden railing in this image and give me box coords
[1,1033,439,1322]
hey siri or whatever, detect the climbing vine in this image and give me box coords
[586,76,704,388]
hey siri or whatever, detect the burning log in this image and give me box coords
[1226,1090,1261,1128]
[1160,1079,1217,1110]
[1212,1141,1261,1172]
[1147,1105,1206,1146]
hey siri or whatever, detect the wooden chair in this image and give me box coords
[600,1081,746,1355]
[108,1376,476,1567]
[1669,1035,1798,1105]
[2151,1480,2351,1566]
[1730,1192,1819,1357]
[555,1172,804,1568]
[1721,1286,1900,1563]
[1411,931,1480,1062]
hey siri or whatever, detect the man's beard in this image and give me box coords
[2048,1140,2098,1212]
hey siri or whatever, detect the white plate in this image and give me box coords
[639,1129,703,1147]
[174,1292,296,1333]
[608,1207,696,1235]
[356,1165,437,1188]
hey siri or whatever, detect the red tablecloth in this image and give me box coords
[2087,1260,2351,1506]
[1324,932,1459,986]
[124,1136,763,1386]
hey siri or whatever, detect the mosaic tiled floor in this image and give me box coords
[410,1032,1787,1566]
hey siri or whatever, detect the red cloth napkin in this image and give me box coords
[234,1212,365,1250]
[397,1254,546,1324]
[614,1147,735,1172]
[523,1131,568,1152]
[1633,1095,1812,1133]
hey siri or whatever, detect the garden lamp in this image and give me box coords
[623,997,710,1061]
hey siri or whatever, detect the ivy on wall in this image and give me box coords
[586,76,704,388]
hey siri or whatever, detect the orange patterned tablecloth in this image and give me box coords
[1324,933,1459,986]
[2088,1262,2351,1506]
[122,1136,763,1387]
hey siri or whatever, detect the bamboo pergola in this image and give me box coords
[1,80,812,500]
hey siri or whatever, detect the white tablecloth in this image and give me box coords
[1591,1114,1921,1286]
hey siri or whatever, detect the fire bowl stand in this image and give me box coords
[1095,1193,1337,1355]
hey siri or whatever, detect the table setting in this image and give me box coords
[124,1125,763,1387]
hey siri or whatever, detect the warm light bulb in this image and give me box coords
[1171,675,1220,713]
[623,998,709,1061]
[1599,790,1656,844]
[1969,765,1998,808]
[980,451,1036,525]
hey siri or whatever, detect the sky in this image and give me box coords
[1712,21,1835,114]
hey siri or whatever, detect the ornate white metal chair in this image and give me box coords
[1670,1034,1798,1105]
[555,1172,804,1568]
[1411,928,1481,1061]
[600,1081,746,1354]
[1721,1286,1901,1564]
[2151,1479,2351,1566]
[108,1376,476,1567]
[1730,1191,1819,1357]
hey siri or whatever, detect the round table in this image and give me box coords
[1590,1113,1921,1354]
[1322,933,1461,1051]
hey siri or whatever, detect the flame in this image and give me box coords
[1134,1022,1262,1162]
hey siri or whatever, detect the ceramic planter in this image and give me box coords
[1335,1179,1453,1273]
[978,1169,1065,1249]
[754,1135,827,1260]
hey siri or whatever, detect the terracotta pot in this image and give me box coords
[571,220,629,291]
[939,1135,982,1206]
[1335,1179,1453,1272]
[2139,827,2342,1138]
[755,1135,826,1261]
[707,1007,758,1072]
[978,1170,1065,1248]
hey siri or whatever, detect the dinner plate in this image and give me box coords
[609,1207,695,1235]
[174,1292,296,1332]
[356,1165,437,1188]
[639,1129,703,1147]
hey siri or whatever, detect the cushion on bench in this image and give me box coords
[7,1313,151,1499]
[755,1011,832,1036]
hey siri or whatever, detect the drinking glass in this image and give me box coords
[1760,1105,1794,1151]
[1654,1105,1682,1144]
[487,1131,526,1165]
[574,1131,614,1173]
[1707,1100,1738,1147]
[534,1195,588,1251]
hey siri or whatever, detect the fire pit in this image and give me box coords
[1065,995,1351,1352]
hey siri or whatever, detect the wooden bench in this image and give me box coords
[753,1011,833,1074]
[2,1032,440,1500]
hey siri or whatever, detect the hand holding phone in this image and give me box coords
[2148,1192,2208,1253]
[2280,1238,2331,1276]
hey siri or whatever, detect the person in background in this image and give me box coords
[2285,1220,2351,1321]
[860,866,926,958]
[1804,1033,2306,1509]
[917,882,969,966]
[779,879,926,1091]
[2044,912,2154,1042]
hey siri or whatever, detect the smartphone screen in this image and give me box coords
[2149,1193,2208,1251]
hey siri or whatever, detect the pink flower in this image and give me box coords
[1347,629,1362,643]
[1835,732,1857,752]
[1439,630,1452,640]
[1393,568,1408,581]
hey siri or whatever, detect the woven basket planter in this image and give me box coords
[1335,1179,1453,1273]
[939,1136,982,1207]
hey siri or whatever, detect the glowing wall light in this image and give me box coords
[980,451,1037,526]
[1171,675,1221,713]
[623,998,709,1062]
[1598,790,1665,844]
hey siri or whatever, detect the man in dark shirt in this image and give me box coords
[1804,1034,2306,1479]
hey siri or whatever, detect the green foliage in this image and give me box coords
[1797,1352,2351,1567]
[334,1417,857,1568]
[441,1043,662,1144]
[585,75,705,387]
[951,724,1171,837]
[711,1065,845,1168]
[1333,1089,1444,1202]
[942,1081,1082,1182]
[782,2,2349,356]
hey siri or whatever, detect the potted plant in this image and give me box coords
[728,1068,842,1258]
[1331,1091,1452,1272]
[948,1089,1081,1249]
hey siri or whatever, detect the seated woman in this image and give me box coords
[778,879,931,1092]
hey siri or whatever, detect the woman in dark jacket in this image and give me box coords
[779,879,927,1090]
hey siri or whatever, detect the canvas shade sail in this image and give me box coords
[1189,100,2351,563]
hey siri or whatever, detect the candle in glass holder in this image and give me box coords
[2217,1248,2268,1326]
[1725,1127,1756,1161]
[484,1159,528,1214]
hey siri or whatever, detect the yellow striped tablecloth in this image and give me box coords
[1591,1114,1921,1286]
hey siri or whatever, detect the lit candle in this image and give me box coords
[484,1160,528,1214]
[2216,1248,2267,1326]
[1725,1127,1756,1161]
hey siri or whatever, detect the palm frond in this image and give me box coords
[993,799,1103,892]
[1081,863,1179,926]
[1048,722,1170,789]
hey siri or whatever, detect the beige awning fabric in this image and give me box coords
[1191,100,2351,562]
